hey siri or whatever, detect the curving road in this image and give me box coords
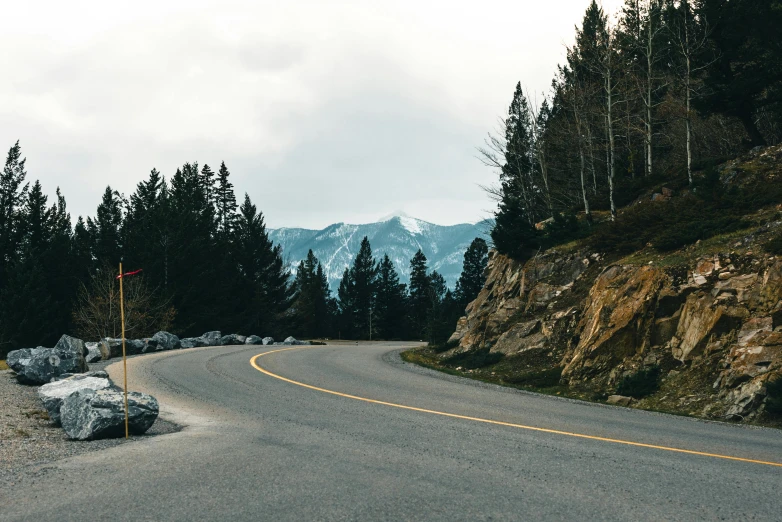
[3,342,781,521]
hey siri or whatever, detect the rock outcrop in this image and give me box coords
[449,248,782,421]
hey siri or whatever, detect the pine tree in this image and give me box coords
[215,161,237,236]
[696,0,782,146]
[0,141,29,292]
[456,237,488,308]
[374,254,407,340]
[93,186,123,267]
[200,163,216,209]
[408,249,431,339]
[234,194,292,335]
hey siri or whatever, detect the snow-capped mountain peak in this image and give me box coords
[268,216,491,292]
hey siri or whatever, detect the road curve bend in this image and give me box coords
[2,342,781,521]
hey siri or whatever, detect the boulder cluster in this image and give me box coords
[5,330,310,440]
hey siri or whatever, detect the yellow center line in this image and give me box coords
[250,346,782,468]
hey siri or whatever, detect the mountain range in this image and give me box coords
[268,212,492,293]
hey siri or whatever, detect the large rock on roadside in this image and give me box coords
[180,337,199,349]
[84,343,102,363]
[54,335,86,359]
[99,338,146,359]
[283,336,310,346]
[60,388,159,440]
[6,348,35,373]
[7,335,87,384]
[201,331,222,346]
[152,331,180,351]
[245,335,264,345]
[38,371,115,424]
[262,337,274,345]
[220,334,243,346]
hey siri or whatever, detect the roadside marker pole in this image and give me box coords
[119,262,129,439]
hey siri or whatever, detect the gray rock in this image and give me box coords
[262,337,274,345]
[141,338,159,353]
[220,334,243,346]
[235,335,247,344]
[180,337,199,349]
[60,388,159,440]
[245,335,264,345]
[201,331,222,346]
[607,395,633,407]
[100,338,146,359]
[38,371,115,424]
[6,348,35,373]
[8,338,87,384]
[54,335,87,360]
[152,331,180,351]
[85,343,102,363]
[283,336,310,346]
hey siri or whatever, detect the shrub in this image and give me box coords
[765,233,782,255]
[616,366,661,398]
[504,367,563,388]
[432,339,460,354]
[442,349,504,369]
[766,377,782,415]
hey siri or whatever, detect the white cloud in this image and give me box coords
[0,0,624,228]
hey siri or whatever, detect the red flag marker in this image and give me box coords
[116,269,143,280]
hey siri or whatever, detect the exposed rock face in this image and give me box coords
[563,266,669,383]
[245,335,264,345]
[152,331,180,351]
[450,250,782,421]
[7,335,88,384]
[38,371,115,424]
[449,250,590,353]
[60,389,159,440]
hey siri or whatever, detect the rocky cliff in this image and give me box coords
[448,226,782,423]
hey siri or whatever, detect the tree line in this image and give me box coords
[0,143,488,356]
[289,236,488,344]
[486,0,782,261]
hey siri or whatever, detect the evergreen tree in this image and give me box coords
[234,194,292,335]
[0,141,28,292]
[336,237,378,339]
[292,250,332,338]
[215,162,237,236]
[456,237,489,308]
[697,0,782,146]
[200,163,216,209]
[374,254,407,340]
[408,249,431,339]
[93,186,123,267]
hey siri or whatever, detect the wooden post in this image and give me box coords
[119,262,129,439]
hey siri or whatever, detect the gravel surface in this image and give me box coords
[0,363,180,482]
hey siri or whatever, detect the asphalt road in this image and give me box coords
[3,342,781,521]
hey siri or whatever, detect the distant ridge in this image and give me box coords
[269,216,492,292]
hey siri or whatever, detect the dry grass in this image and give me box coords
[0,360,8,371]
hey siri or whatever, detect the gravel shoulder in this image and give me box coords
[0,362,179,481]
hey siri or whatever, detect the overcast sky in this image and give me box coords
[1,0,623,229]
